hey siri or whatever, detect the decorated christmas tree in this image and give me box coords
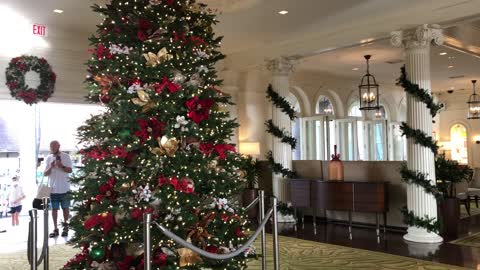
[64,1,252,269]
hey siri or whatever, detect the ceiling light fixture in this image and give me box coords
[358,55,380,111]
[467,80,480,120]
[352,67,359,71]
[448,65,454,69]
[278,10,288,15]
[439,52,447,55]
[53,9,64,14]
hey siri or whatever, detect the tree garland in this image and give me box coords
[265,84,297,179]
[396,66,443,118]
[397,66,443,233]
[400,122,439,156]
[5,55,56,105]
[266,151,297,178]
[266,84,296,120]
[401,207,440,233]
[265,119,297,149]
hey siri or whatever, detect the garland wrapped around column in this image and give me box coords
[397,66,444,233]
[265,84,297,178]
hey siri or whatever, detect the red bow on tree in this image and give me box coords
[84,212,115,235]
[154,76,181,94]
[199,143,236,159]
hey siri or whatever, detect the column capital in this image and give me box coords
[266,57,295,75]
[391,24,444,49]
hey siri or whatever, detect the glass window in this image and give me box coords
[450,124,468,164]
[291,97,302,160]
[316,95,334,115]
[348,101,362,117]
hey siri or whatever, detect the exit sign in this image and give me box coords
[32,24,47,36]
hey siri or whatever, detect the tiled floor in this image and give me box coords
[272,213,480,269]
[0,212,71,254]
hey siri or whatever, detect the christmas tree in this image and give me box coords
[64,1,252,269]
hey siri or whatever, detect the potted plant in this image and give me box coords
[240,155,260,220]
[435,153,473,237]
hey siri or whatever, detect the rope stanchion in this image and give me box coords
[259,190,267,270]
[143,190,280,269]
[244,196,259,211]
[27,197,50,270]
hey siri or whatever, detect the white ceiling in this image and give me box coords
[0,0,479,94]
[297,37,480,93]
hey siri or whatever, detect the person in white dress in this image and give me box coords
[8,176,25,226]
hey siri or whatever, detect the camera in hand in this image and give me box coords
[56,155,61,161]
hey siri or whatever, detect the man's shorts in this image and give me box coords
[9,205,22,213]
[50,193,70,210]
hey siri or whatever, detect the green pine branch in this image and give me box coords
[265,120,297,149]
[266,84,297,121]
[400,122,439,156]
[399,163,442,200]
[266,151,297,178]
[400,206,440,233]
[396,66,443,118]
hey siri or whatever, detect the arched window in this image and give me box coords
[316,95,334,115]
[450,124,468,164]
[348,101,362,117]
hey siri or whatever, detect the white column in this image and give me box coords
[391,25,444,243]
[266,57,295,201]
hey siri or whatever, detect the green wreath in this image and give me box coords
[5,55,56,105]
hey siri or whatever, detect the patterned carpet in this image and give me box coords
[460,202,480,219]
[0,235,470,270]
[451,232,480,249]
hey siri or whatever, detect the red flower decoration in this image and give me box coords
[199,143,236,159]
[158,176,195,194]
[185,97,214,124]
[134,117,166,143]
[84,213,115,235]
[190,36,206,46]
[235,227,245,237]
[137,19,152,41]
[111,146,128,158]
[153,250,167,266]
[90,44,112,60]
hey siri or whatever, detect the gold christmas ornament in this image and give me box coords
[143,48,173,67]
[131,89,156,112]
[151,136,179,157]
[237,170,247,178]
[177,247,202,267]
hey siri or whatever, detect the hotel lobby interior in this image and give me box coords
[1,0,480,269]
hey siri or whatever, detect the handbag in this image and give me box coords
[33,175,51,209]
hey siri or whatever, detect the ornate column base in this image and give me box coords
[403,227,443,243]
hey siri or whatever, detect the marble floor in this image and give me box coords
[0,212,71,254]
[271,213,480,269]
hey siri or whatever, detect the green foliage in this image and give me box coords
[396,66,444,118]
[266,151,297,179]
[65,1,251,269]
[265,119,297,149]
[399,163,442,200]
[435,153,473,198]
[400,122,439,155]
[266,84,297,121]
[239,155,259,189]
[400,206,440,233]
[277,201,294,216]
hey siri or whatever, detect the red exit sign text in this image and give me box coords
[32,24,47,37]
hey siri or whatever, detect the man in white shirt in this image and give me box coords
[44,140,72,238]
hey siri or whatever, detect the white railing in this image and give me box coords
[143,190,279,270]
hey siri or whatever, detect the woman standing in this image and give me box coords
[8,176,25,226]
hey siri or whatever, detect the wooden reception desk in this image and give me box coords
[289,179,389,240]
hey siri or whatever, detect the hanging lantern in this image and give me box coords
[358,55,380,111]
[320,96,333,115]
[467,80,480,120]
